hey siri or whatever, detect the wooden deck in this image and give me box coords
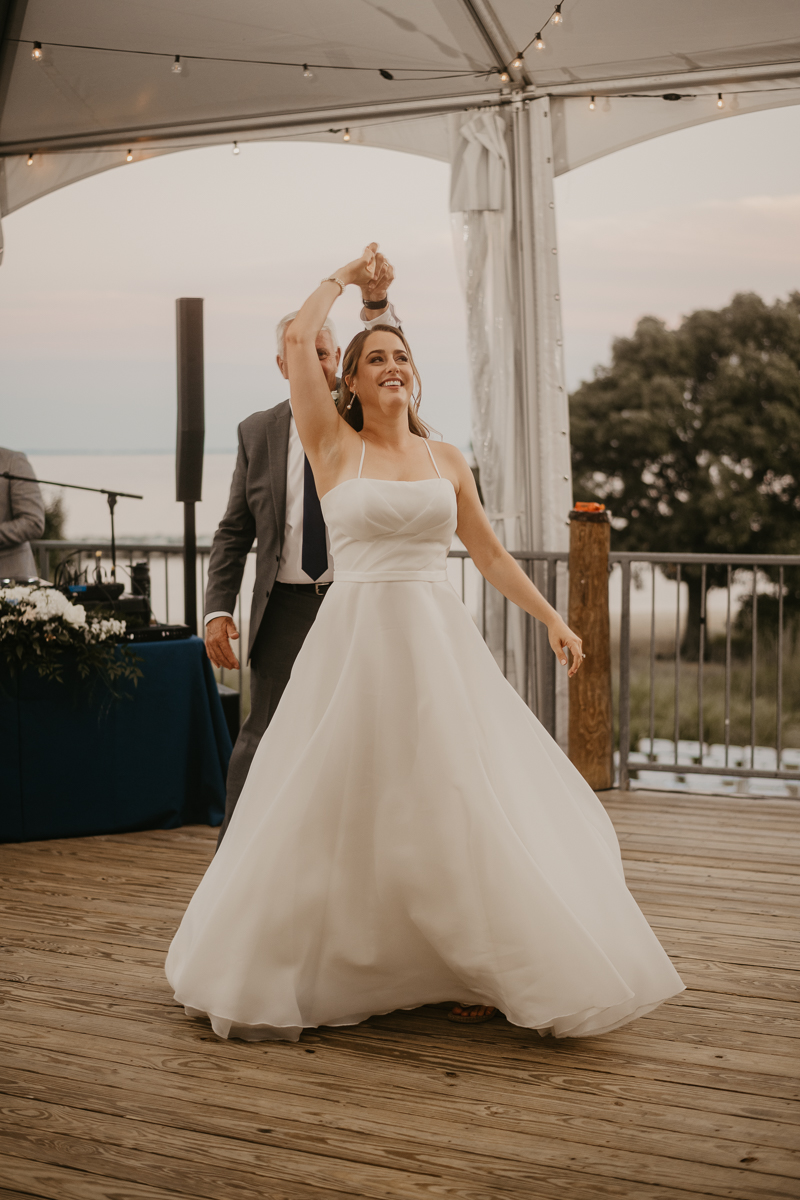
[0,789,798,1200]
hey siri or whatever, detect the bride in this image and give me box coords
[166,243,684,1041]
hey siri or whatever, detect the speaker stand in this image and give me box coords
[183,501,197,634]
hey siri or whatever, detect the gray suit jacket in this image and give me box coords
[0,448,45,579]
[205,402,291,659]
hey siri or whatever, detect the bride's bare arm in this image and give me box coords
[443,446,584,676]
[284,244,378,473]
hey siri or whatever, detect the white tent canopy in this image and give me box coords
[2,2,798,700]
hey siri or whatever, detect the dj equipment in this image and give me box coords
[124,623,192,643]
[175,297,205,635]
[66,582,124,602]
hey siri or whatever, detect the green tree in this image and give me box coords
[569,292,800,657]
[40,494,66,580]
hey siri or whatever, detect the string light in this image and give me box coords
[26,152,34,166]
[232,141,240,154]
[511,53,523,69]
[342,128,351,141]
[498,70,510,83]
[126,149,133,161]
[534,33,545,50]
[588,95,595,110]
[716,92,724,107]
[553,4,563,23]
[17,37,479,82]
[302,63,313,78]
[172,55,182,73]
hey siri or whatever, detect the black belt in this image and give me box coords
[273,579,332,597]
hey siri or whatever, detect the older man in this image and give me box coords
[0,446,45,580]
[205,257,400,842]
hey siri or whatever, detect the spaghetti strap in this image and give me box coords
[424,439,443,479]
[357,439,367,480]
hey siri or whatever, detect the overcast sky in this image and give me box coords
[1,104,799,454]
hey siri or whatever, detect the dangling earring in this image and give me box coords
[346,392,357,412]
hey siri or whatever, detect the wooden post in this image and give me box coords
[568,507,613,789]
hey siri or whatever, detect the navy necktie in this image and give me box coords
[302,455,329,581]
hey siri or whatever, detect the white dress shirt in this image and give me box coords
[205,302,401,624]
[276,411,334,584]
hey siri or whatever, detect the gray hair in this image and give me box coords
[276,311,339,360]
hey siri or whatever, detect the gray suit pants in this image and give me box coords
[216,584,326,846]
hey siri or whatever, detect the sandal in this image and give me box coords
[447,1003,499,1024]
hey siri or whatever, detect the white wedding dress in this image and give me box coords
[166,440,684,1041]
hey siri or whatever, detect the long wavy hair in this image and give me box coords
[336,324,430,438]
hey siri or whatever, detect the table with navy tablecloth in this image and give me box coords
[0,636,231,842]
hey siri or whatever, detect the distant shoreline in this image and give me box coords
[23,448,238,456]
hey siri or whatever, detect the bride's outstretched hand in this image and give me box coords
[337,242,379,291]
[548,619,584,677]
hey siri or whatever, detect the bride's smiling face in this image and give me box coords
[348,331,414,418]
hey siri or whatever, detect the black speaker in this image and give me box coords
[176,298,205,503]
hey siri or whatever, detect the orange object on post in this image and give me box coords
[573,502,605,513]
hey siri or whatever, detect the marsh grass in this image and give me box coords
[623,631,800,751]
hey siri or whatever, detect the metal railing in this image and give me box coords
[30,540,800,794]
[613,551,800,792]
[31,540,568,735]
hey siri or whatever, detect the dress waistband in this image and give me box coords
[333,569,448,583]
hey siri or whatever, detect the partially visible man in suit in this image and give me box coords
[205,256,400,842]
[0,446,45,580]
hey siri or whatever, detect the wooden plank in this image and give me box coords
[3,1087,794,1200]
[1,792,799,1200]
[0,1144,343,1200]
[4,1014,800,1133]
[0,1157,201,1200]
[4,1051,800,1179]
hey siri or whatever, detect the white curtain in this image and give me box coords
[450,102,572,734]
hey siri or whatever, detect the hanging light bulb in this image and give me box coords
[31,41,43,60]
[717,93,724,108]
[603,96,611,112]
[511,53,523,69]
[26,152,34,166]
[303,63,313,78]
[588,95,595,110]
[126,149,133,162]
[172,55,182,74]
[232,141,240,155]
[552,4,563,23]
[498,69,510,83]
[343,128,351,142]
[730,93,740,111]
[534,33,545,50]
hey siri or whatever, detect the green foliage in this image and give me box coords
[570,291,800,557]
[626,642,800,752]
[40,495,67,582]
[0,587,142,704]
[43,495,66,541]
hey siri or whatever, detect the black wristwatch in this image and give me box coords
[363,297,389,310]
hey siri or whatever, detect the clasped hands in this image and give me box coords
[338,242,394,306]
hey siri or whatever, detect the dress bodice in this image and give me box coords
[320,478,457,582]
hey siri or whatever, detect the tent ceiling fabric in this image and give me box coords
[2,0,799,156]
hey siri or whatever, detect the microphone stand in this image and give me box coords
[0,471,143,581]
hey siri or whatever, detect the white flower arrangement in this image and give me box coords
[0,584,141,697]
